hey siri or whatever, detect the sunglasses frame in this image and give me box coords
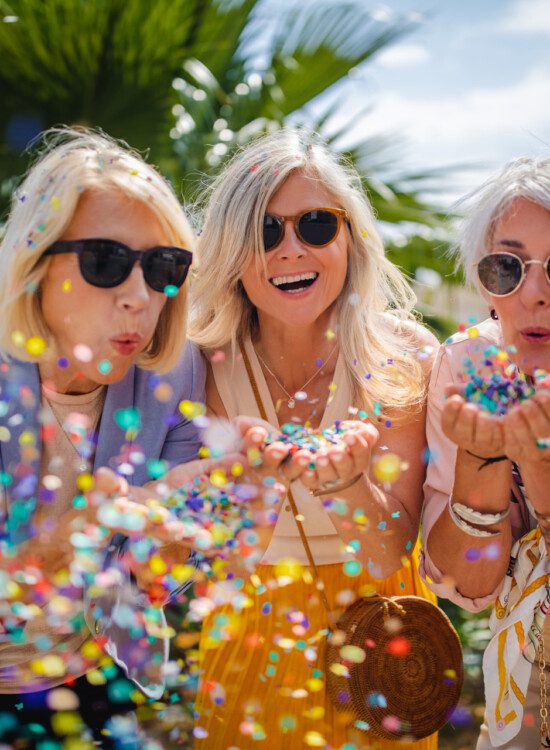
[263,207,349,252]
[476,251,550,298]
[44,238,193,292]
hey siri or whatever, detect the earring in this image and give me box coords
[490,308,499,320]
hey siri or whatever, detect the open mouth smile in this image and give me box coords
[269,272,319,294]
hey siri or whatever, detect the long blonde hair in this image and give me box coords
[0,127,194,373]
[190,129,425,415]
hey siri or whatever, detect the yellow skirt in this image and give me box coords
[194,545,438,750]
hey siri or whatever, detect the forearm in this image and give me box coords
[325,474,418,578]
[426,450,513,599]
[515,460,550,515]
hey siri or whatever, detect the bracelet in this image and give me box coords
[447,496,501,538]
[310,472,363,497]
[452,498,510,526]
[465,450,508,470]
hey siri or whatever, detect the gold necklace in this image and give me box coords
[254,343,338,409]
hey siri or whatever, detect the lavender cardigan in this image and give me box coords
[0,341,206,697]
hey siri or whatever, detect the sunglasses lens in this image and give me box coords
[80,241,131,287]
[478,253,523,296]
[143,248,191,292]
[263,215,282,251]
[298,210,339,246]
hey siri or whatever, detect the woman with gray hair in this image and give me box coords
[422,157,550,749]
[190,128,439,749]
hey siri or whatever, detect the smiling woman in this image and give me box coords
[189,128,439,749]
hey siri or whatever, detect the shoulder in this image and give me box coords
[437,317,502,374]
[389,316,439,379]
[133,340,206,404]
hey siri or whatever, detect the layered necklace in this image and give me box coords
[254,342,338,409]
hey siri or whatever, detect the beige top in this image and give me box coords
[0,384,105,693]
[211,338,355,565]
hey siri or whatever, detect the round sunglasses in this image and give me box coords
[477,251,550,297]
[263,207,348,252]
[44,238,193,293]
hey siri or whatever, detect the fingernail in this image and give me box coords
[344,434,356,446]
[317,456,329,467]
[331,452,344,462]
[270,449,285,460]
[251,432,264,444]
[298,456,309,467]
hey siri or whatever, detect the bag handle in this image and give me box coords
[240,341,333,617]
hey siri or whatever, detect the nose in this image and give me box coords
[116,263,151,311]
[519,261,550,310]
[273,219,307,260]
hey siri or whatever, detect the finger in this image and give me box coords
[285,450,313,481]
[242,426,269,452]
[475,412,503,452]
[450,402,477,446]
[327,445,353,481]
[315,452,340,486]
[441,395,466,441]
[503,408,532,459]
[513,400,550,456]
[341,420,379,448]
[444,383,466,398]
[342,431,372,474]
[234,415,274,437]
[261,441,291,471]
[94,467,128,496]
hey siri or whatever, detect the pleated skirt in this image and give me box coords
[194,545,439,750]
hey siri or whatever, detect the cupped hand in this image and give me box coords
[441,391,505,457]
[298,420,378,492]
[502,390,550,465]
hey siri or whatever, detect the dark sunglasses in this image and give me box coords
[263,207,348,252]
[44,238,192,293]
[477,251,550,297]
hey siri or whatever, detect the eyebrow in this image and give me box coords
[495,239,524,249]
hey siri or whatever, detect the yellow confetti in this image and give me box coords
[468,327,479,339]
[18,430,36,447]
[210,468,227,487]
[51,711,83,735]
[62,279,71,293]
[373,453,402,484]
[178,400,206,419]
[26,336,47,356]
[361,229,369,237]
[329,662,350,677]
[231,462,244,477]
[51,196,61,211]
[76,473,93,492]
[171,564,195,582]
[305,678,324,692]
[31,655,66,677]
[304,731,327,746]
[326,328,336,340]
[149,555,167,575]
[274,557,303,583]
[81,641,102,661]
[11,330,25,348]
[340,645,366,663]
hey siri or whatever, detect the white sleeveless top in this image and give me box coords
[211,338,356,565]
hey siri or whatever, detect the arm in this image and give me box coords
[422,345,514,608]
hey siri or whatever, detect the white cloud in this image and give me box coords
[375,43,430,68]
[342,67,550,205]
[499,0,550,33]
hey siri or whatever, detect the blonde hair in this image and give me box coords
[0,127,194,373]
[190,128,425,415]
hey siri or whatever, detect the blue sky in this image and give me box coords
[307,0,550,208]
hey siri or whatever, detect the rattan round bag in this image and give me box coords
[325,594,464,740]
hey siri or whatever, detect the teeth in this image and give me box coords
[270,272,318,287]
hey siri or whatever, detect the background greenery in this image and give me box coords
[0,1,484,746]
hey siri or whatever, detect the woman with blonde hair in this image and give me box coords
[190,128,439,749]
[0,127,209,748]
